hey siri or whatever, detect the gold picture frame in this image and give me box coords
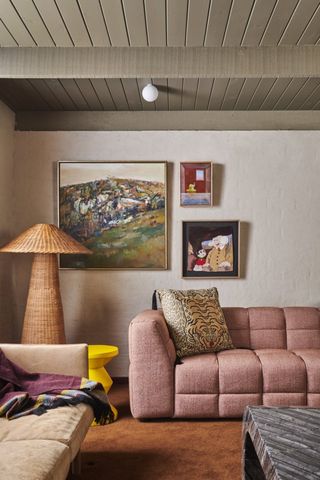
[58,161,168,270]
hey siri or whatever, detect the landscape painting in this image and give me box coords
[58,161,167,269]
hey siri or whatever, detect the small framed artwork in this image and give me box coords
[180,162,212,206]
[182,220,240,278]
[58,161,167,269]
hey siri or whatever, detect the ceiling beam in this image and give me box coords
[16,111,320,131]
[1,46,320,79]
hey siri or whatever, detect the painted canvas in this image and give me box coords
[58,162,167,269]
[180,162,212,206]
[182,221,240,278]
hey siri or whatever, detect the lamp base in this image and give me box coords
[21,253,66,344]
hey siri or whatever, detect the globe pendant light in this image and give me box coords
[142,83,159,102]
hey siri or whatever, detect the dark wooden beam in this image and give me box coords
[16,110,320,131]
[1,46,320,78]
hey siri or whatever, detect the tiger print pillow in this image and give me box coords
[157,288,234,358]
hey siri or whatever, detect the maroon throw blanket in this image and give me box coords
[0,349,114,424]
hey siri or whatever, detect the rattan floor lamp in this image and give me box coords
[0,224,92,344]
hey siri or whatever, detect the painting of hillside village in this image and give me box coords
[59,162,167,269]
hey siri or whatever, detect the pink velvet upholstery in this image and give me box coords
[248,308,287,350]
[217,349,262,394]
[292,350,320,393]
[129,309,176,418]
[175,394,219,418]
[219,394,262,418]
[255,350,306,393]
[223,308,250,348]
[129,307,320,418]
[285,308,320,349]
[175,353,219,394]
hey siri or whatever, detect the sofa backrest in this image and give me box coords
[223,307,320,350]
[0,344,89,376]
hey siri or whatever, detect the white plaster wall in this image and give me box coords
[13,131,320,375]
[0,101,15,341]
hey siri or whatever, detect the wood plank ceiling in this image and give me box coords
[1,0,320,112]
[2,77,320,111]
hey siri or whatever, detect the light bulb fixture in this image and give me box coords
[142,83,159,102]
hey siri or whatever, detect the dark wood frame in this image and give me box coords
[182,220,240,278]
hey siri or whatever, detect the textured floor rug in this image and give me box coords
[80,383,242,480]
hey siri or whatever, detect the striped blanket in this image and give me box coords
[0,349,114,424]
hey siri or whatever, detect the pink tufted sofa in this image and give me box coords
[129,307,320,418]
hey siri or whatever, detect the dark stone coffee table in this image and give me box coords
[243,406,320,480]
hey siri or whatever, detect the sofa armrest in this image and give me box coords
[129,309,176,418]
[0,344,88,377]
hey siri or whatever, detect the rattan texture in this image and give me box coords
[0,223,91,254]
[0,223,91,343]
[22,254,66,343]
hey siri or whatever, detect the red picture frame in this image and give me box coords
[180,162,212,207]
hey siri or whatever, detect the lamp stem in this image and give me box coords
[21,253,66,344]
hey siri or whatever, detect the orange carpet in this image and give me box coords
[80,383,243,480]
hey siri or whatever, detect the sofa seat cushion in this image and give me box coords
[0,439,70,480]
[219,394,262,418]
[262,392,307,407]
[176,353,218,394]
[0,403,93,460]
[255,350,306,393]
[293,349,320,393]
[175,394,219,418]
[217,349,262,394]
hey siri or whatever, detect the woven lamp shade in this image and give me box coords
[0,223,91,254]
[0,224,92,344]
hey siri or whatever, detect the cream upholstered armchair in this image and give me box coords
[0,343,93,480]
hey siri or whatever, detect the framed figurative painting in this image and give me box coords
[182,220,240,278]
[58,161,167,269]
[180,162,212,206]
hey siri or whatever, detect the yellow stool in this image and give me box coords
[88,344,119,422]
